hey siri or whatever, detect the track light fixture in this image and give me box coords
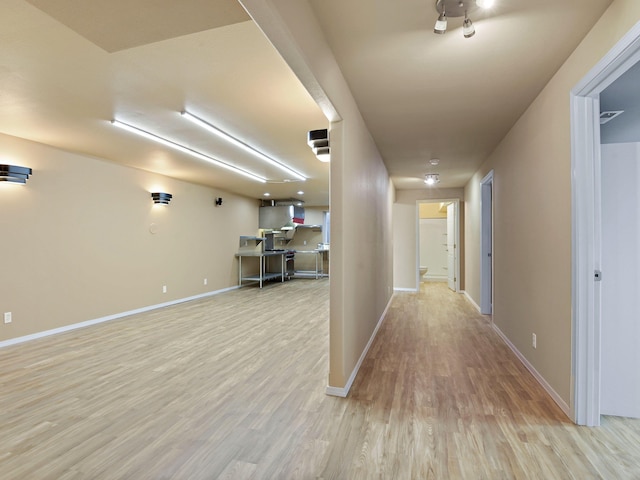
[434,0,487,38]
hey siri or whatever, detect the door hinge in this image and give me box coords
[594,270,602,281]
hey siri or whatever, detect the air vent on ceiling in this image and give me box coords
[600,110,624,124]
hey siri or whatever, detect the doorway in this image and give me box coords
[417,199,460,292]
[480,171,494,315]
[571,23,640,426]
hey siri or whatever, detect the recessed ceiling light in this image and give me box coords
[264,192,271,197]
[429,159,440,166]
[297,191,304,195]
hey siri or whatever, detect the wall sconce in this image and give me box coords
[0,164,32,184]
[307,129,330,162]
[151,192,172,204]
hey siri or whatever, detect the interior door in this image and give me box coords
[600,142,640,419]
[446,203,456,291]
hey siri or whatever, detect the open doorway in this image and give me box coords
[571,23,640,426]
[417,200,460,292]
[480,171,494,315]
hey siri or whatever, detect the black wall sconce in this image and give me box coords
[0,164,32,184]
[307,129,330,162]
[151,192,172,205]
[215,197,223,206]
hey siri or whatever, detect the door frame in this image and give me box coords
[416,199,460,292]
[571,21,640,426]
[480,170,494,315]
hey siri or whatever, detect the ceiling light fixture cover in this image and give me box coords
[181,111,305,181]
[0,164,32,184]
[112,119,267,183]
[424,173,440,186]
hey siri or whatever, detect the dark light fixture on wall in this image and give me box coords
[151,192,172,205]
[0,164,32,184]
[307,129,330,162]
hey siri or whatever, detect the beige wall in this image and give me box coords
[242,0,394,390]
[419,202,447,219]
[0,133,258,342]
[393,188,464,291]
[463,1,640,408]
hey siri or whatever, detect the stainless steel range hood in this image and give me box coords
[259,199,305,230]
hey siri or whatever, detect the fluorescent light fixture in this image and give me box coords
[111,120,266,183]
[181,111,305,181]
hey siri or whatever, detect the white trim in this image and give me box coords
[461,290,481,312]
[325,294,394,397]
[493,324,572,420]
[0,286,240,350]
[571,20,640,427]
[394,287,419,292]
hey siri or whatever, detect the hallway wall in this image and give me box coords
[463,1,640,414]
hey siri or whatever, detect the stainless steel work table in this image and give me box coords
[294,250,324,279]
[235,251,286,288]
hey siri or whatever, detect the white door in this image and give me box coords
[446,203,456,291]
[600,143,640,419]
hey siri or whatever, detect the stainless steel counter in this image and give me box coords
[235,251,286,288]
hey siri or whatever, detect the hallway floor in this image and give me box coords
[0,281,639,478]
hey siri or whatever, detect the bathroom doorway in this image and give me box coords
[417,200,459,291]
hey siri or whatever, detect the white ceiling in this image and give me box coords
[0,0,614,204]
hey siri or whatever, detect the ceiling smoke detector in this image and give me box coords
[599,110,624,124]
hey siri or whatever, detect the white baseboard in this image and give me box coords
[394,287,418,292]
[0,286,240,350]
[492,324,572,419]
[325,294,394,398]
[461,290,481,312]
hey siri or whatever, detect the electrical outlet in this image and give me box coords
[532,333,537,349]
[204,278,208,286]
[162,285,167,294]
[4,312,12,324]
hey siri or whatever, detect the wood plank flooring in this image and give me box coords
[1,280,639,479]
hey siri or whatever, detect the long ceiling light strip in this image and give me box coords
[181,111,306,182]
[111,120,267,183]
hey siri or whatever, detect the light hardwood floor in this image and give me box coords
[1,280,639,479]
